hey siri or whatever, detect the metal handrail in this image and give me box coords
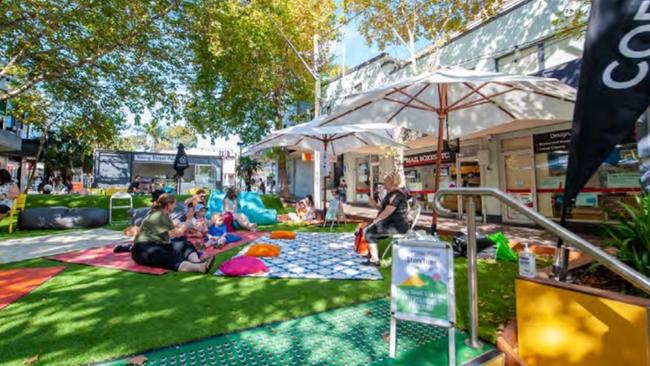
[434,187,650,295]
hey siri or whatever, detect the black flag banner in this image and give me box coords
[564,0,650,201]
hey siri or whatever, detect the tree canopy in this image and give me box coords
[343,0,503,72]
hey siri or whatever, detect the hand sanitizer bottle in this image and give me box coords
[519,243,537,278]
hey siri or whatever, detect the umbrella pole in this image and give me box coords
[323,143,328,217]
[432,84,448,234]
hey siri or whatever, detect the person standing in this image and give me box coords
[0,169,19,220]
[270,180,276,195]
[338,178,348,203]
[259,179,266,194]
[128,175,142,194]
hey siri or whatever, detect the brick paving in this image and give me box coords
[342,203,603,248]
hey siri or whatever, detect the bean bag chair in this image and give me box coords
[18,207,108,230]
[206,191,225,219]
[219,256,268,276]
[130,207,150,226]
[269,230,297,240]
[245,243,281,257]
[130,202,185,226]
[238,191,277,225]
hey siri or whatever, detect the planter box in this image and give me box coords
[515,276,650,366]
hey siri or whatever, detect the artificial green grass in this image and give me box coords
[0,194,191,241]
[0,229,518,366]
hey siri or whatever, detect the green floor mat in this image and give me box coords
[100,299,493,366]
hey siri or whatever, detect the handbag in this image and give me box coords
[354,223,369,256]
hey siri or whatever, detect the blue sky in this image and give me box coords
[332,18,430,69]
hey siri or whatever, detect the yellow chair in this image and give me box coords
[89,188,104,195]
[8,193,27,233]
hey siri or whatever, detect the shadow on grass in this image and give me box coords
[0,231,517,366]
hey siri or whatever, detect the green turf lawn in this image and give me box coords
[0,194,194,241]
[0,224,518,366]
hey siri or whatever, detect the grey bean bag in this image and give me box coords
[18,207,109,230]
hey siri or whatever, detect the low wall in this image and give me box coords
[515,277,650,366]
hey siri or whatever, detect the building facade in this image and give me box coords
[93,150,223,193]
[317,0,632,225]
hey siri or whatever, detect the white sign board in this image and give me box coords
[389,238,455,365]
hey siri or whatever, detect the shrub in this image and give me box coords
[605,195,650,277]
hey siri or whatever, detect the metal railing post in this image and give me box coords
[433,187,650,295]
[466,197,481,348]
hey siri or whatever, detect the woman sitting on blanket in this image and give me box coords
[131,193,214,273]
[289,195,317,222]
[223,188,256,231]
[362,172,408,267]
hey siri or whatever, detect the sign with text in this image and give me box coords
[533,130,571,153]
[404,151,455,167]
[391,240,454,325]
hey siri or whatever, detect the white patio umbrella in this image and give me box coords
[244,119,406,209]
[316,66,577,229]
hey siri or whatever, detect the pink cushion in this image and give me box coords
[219,256,268,276]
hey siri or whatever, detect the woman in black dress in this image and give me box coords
[363,172,409,266]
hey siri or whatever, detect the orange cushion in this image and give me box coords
[245,243,281,257]
[269,230,297,239]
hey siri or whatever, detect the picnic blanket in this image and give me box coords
[0,266,66,310]
[215,232,383,280]
[48,231,267,275]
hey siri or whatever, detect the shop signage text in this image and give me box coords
[404,151,455,167]
[134,153,220,166]
[533,130,571,153]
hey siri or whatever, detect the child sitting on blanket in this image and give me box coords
[207,213,229,248]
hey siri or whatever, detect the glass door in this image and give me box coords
[504,152,534,222]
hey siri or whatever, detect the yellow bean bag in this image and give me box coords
[269,230,297,239]
[245,243,281,257]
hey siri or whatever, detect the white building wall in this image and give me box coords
[323,0,587,107]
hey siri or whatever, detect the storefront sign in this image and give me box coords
[533,130,571,153]
[607,172,641,188]
[134,153,220,166]
[134,153,176,163]
[404,151,455,167]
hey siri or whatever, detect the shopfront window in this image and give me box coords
[356,159,369,192]
[196,165,217,188]
[502,136,534,221]
[534,130,640,222]
[404,151,456,213]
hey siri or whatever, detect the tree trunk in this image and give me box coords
[407,28,417,74]
[278,151,290,199]
[272,87,291,200]
[23,128,47,194]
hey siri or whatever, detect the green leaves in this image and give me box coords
[605,195,650,277]
[183,0,337,144]
[345,0,504,57]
